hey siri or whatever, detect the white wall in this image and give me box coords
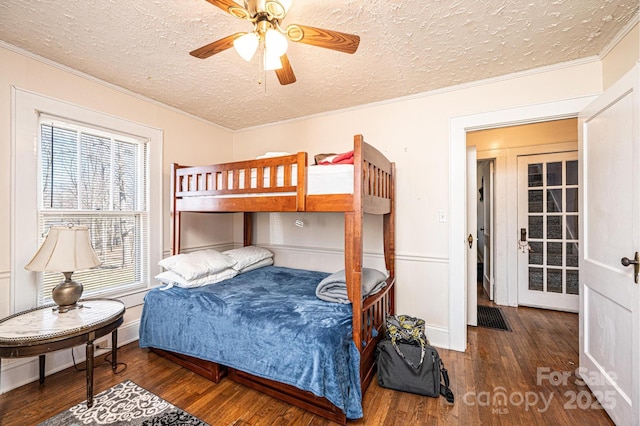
[602,22,639,90]
[232,60,602,347]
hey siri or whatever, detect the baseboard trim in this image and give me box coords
[425,325,450,349]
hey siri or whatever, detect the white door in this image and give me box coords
[483,161,495,300]
[579,65,639,425]
[517,152,579,312]
[467,146,477,326]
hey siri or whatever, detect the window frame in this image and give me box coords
[38,117,150,303]
[11,87,163,313]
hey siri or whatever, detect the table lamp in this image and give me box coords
[25,225,101,313]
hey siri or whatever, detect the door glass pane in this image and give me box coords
[566,243,579,267]
[566,270,579,295]
[547,242,563,266]
[566,160,578,185]
[547,269,563,293]
[566,188,578,212]
[547,216,562,239]
[529,190,543,213]
[547,162,563,186]
[547,189,562,212]
[528,164,543,187]
[529,216,543,239]
[529,242,543,265]
[566,215,579,239]
[529,267,543,291]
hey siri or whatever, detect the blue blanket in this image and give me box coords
[139,266,362,419]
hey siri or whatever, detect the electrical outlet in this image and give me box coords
[95,338,110,349]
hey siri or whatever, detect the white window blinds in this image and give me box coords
[38,117,149,303]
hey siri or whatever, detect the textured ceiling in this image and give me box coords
[0,1,638,130]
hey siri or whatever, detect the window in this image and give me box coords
[37,118,149,303]
[12,88,162,312]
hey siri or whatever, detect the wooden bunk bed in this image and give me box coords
[151,134,395,424]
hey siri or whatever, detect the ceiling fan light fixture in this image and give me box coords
[265,28,288,57]
[233,32,259,61]
[265,0,292,18]
[229,5,251,20]
[193,0,360,85]
[264,49,283,70]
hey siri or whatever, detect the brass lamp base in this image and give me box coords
[52,272,84,313]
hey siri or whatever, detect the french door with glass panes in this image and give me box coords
[517,152,579,312]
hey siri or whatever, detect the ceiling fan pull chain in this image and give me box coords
[258,39,264,85]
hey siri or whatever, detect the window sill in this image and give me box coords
[42,285,151,310]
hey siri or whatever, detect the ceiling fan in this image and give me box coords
[190,0,361,85]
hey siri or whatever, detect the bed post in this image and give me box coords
[345,212,363,352]
[170,163,181,255]
[347,135,364,352]
[296,152,307,211]
[243,213,253,246]
[384,162,396,313]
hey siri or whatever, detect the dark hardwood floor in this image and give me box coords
[0,285,614,425]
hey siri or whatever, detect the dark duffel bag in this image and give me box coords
[376,339,454,402]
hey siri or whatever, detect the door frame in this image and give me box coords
[467,146,477,326]
[449,95,596,351]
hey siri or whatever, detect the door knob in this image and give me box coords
[621,252,640,284]
[468,234,474,249]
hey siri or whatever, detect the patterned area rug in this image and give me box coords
[39,380,209,425]
[477,305,510,331]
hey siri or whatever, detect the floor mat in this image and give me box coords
[477,305,510,331]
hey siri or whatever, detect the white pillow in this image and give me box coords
[155,268,238,289]
[223,246,273,271]
[158,249,237,281]
[237,257,274,273]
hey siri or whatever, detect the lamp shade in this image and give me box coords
[233,32,260,61]
[265,0,292,19]
[265,29,288,57]
[25,225,101,273]
[264,49,283,70]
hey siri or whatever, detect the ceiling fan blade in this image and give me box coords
[205,0,252,19]
[190,33,243,59]
[275,54,296,85]
[286,24,360,54]
[205,0,244,15]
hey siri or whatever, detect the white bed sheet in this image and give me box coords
[204,164,354,196]
[307,164,354,195]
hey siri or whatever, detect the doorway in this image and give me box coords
[466,118,581,321]
[449,96,596,352]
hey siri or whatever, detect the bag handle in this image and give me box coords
[439,359,455,403]
[386,315,427,369]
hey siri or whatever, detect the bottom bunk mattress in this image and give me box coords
[138,265,362,419]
